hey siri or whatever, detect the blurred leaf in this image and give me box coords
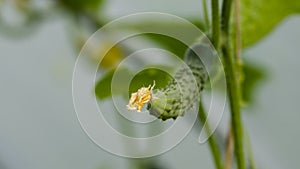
[99,44,123,68]
[87,43,123,69]
[95,67,173,100]
[60,0,104,11]
[95,68,132,100]
[241,61,266,105]
[132,159,168,169]
[145,33,188,59]
[241,0,300,47]
[129,67,173,96]
[148,20,205,59]
[119,20,204,58]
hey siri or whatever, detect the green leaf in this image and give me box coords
[95,67,173,100]
[118,20,205,58]
[147,21,205,58]
[144,33,188,59]
[129,67,173,96]
[241,0,300,47]
[60,0,104,11]
[95,68,132,100]
[241,61,266,105]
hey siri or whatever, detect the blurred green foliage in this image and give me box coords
[129,67,172,95]
[241,0,300,47]
[95,68,131,100]
[95,67,172,100]
[145,33,188,59]
[241,61,266,105]
[59,0,104,11]
[141,20,205,56]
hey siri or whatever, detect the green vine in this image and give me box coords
[198,100,223,169]
[202,0,210,30]
[221,0,246,169]
[211,0,220,48]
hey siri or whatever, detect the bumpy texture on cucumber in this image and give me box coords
[147,44,209,120]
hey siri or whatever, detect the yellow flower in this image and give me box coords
[126,82,155,112]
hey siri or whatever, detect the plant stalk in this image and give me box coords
[211,0,220,49]
[221,41,245,169]
[198,101,223,169]
[203,0,210,30]
[234,0,242,65]
[224,129,234,169]
[221,0,246,169]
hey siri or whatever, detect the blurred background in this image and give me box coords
[0,0,300,169]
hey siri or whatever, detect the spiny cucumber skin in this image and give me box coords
[147,61,207,121]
